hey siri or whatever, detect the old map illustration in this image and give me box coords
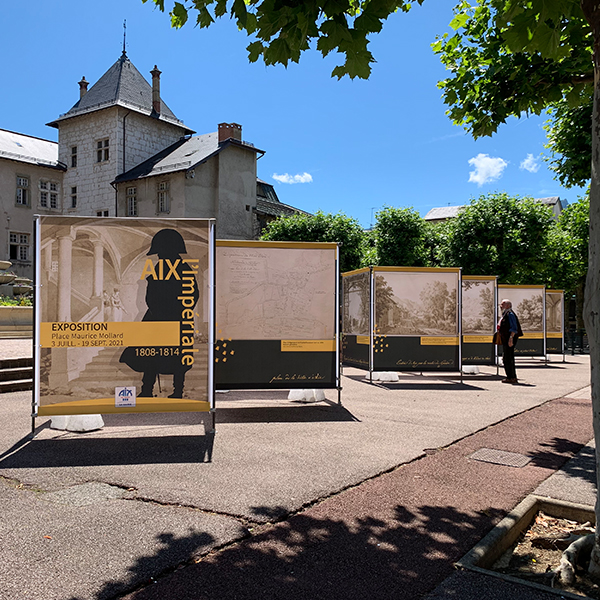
[217,245,336,340]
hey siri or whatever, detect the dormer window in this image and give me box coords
[96,138,109,163]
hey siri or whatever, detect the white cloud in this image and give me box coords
[272,172,313,184]
[468,153,508,186]
[520,153,540,173]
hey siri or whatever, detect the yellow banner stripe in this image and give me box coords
[40,321,180,348]
[546,332,563,339]
[37,397,210,415]
[463,335,494,343]
[520,332,544,339]
[281,340,336,352]
[356,335,370,345]
[420,336,459,345]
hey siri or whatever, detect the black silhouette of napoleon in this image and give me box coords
[120,229,199,398]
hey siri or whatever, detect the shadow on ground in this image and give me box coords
[72,503,506,600]
[527,436,596,485]
[0,431,216,467]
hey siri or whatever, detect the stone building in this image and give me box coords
[0,51,304,279]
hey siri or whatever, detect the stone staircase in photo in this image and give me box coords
[74,345,209,397]
[0,357,33,393]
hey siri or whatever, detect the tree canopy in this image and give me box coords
[260,210,366,271]
[142,0,422,79]
[544,96,592,189]
[434,0,593,139]
[435,192,554,284]
[373,206,427,267]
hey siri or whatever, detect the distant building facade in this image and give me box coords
[423,196,567,224]
[0,52,304,279]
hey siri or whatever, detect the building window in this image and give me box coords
[50,182,58,209]
[126,187,137,217]
[9,232,29,262]
[71,146,77,168]
[96,138,109,163]
[39,180,59,209]
[157,181,169,213]
[96,210,109,217]
[71,186,77,209]
[16,176,29,206]
[39,180,48,207]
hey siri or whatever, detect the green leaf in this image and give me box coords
[449,11,469,31]
[196,6,214,28]
[532,21,561,58]
[171,2,189,27]
[502,21,531,53]
[247,40,264,62]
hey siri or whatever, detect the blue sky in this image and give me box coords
[2,0,588,227]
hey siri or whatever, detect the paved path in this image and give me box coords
[0,350,592,599]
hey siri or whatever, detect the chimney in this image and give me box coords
[78,77,89,99]
[218,123,242,144]
[150,65,162,114]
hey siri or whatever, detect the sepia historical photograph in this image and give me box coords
[375,270,459,336]
[462,279,495,335]
[502,287,544,332]
[342,271,370,336]
[546,291,563,333]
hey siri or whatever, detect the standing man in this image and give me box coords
[498,299,523,384]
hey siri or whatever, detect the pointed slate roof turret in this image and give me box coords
[47,52,193,134]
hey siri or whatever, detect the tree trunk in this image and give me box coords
[581,0,600,580]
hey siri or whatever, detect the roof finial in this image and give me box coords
[122,20,127,57]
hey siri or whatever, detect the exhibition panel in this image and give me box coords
[342,267,462,373]
[373,267,462,371]
[498,284,546,357]
[34,216,215,416]
[341,267,371,369]
[215,240,339,389]
[546,290,565,355]
[462,275,497,366]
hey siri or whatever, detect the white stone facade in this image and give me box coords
[58,107,188,217]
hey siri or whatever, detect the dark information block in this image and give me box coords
[215,340,336,389]
[373,336,459,371]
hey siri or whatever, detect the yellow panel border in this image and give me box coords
[463,275,498,281]
[546,332,563,338]
[356,335,370,345]
[498,284,545,289]
[546,290,564,294]
[373,266,461,273]
[217,240,338,250]
[342,267,371,277]
[37,397,211,416]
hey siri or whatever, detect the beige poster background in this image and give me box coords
[36,216,212,415]
[216,242,336,341]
